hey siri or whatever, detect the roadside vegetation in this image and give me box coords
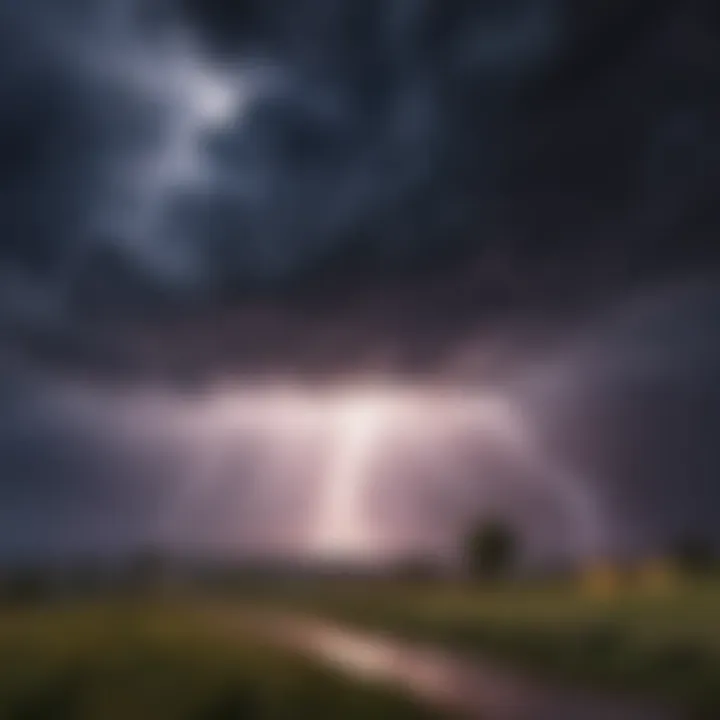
[0,600,437,720]
[243,520,720,718]
[260,573,720,718]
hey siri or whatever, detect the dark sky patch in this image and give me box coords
[1,1,719,560]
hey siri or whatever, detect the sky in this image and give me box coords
[0,0,719,565]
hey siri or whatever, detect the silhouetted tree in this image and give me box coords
[670,534,717,576]
[465,518,519,580]
[1,568,49,605]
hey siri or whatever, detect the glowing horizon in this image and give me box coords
[54,380,607,562]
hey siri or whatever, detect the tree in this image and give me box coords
[465,518,519,580]
[669,534,716,576]
[1,567,50,605]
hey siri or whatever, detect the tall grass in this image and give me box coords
[0,601,437,720]
[253,576,720,717]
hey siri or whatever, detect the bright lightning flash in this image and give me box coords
[58,381,606,561]
[313,395,395,559]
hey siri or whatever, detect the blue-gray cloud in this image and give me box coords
[1,0,717,352]
[1,1,720,561]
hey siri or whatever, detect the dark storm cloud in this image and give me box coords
[1,0,719,378]
[1,1,720,561]
[0,382,156,560]
[515,280,720,553]
[0,1,190,349]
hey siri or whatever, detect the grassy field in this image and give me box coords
[251,575,720,717]
[0,600,438,720]
[3,577,719,718]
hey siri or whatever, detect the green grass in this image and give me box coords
[6,579,719,718]
[0,600,438,720]
[251,577,720,718]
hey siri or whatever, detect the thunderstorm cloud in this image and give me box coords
[0,1,719,562]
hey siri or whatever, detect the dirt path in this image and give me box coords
[238,611,682,720]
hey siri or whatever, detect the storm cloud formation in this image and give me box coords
[0,1,719,561]
[0,0,717,371]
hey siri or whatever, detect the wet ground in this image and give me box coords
[249,613,682,719]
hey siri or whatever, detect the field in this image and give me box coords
[3,576,720,719]
[0,600,437,720]
[250,575,720,717]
